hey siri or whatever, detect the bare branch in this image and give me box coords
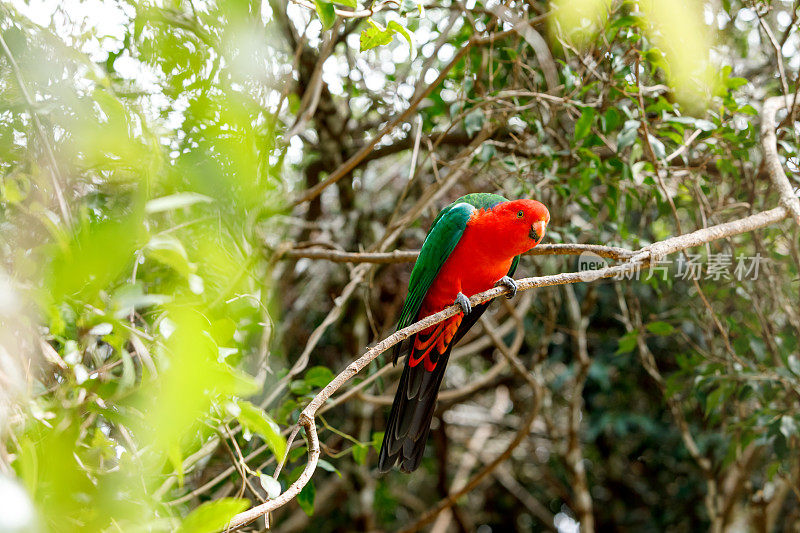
[761,96,800,225]
[279,243,637,263]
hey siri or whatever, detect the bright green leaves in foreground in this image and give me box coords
[133,308,260,461]
[314,0,336,30]
[235,400,288,461]
[175,498,249,533]
[2,3,286,531]
[360,19,414,57]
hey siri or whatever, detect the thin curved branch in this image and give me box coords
[761,96,800,225]
[279,242,636,263]
[225,204,789,530]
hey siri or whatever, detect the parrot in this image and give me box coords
[378,193,550,473]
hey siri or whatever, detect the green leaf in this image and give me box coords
[145,192,213,214]
[705,387,724,417]
[297,481,316,516]
[399,0,417,14]
[616,120,640,151]
[694,119,716,131]
[371,431,384,453]
[574,107,595,141]
[610,13,644,30]
[387,20,414,57]
[290,380,312,395]
[317,459,342,477]
[602,107,620,133]
[305,366,334,388]
[176,498,249,533]
[146,234,194,278]
[478,143,496,162]
[644,47,669,75]
[334,0,356,7]
[648,134,665,159]
[464,109,485,136]
[360,25,393,51]
[645,321,674,335]
[615,331,638,354]
[314,0,336,30]
[351,443,368,465]
[236,400,287,460]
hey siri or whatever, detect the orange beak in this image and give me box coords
[530,220,547,243]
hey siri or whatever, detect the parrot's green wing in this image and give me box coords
[392,193,509,363]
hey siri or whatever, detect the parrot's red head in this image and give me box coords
[492,199,550,255]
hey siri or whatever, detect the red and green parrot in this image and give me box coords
[378,193,550,473]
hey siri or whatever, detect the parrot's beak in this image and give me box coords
[529,220,547,243]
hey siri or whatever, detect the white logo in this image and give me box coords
[577,251,609,282]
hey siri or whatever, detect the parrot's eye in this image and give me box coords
[516,210,524,219]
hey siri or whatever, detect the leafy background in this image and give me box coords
[0,0,799,531]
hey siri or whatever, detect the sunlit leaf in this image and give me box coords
[176,498,248,533]
[464,109,485,136]
[236,400,287,460]
[387,21,414,57]
[145,193,213,214]
[145,234,194,277]
[260,474,282,499]
[360,25,393,51]
[314,0,336,30]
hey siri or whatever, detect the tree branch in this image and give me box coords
[760,96,800,225]
[279,243,636,263]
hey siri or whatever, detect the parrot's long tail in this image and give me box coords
[378,303,489,473]
[377,323,453,473]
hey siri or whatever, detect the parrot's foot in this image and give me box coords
[455,292,472,315]
[496,276,518,299]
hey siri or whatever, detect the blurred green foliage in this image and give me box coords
[1,0,286,530]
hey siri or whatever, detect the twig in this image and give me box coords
[665,128,702,163]
[754,6,792,110]
[285,31,336,138]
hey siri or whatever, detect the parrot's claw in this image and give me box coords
[496,276,518,299]
[455,292,472,315]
